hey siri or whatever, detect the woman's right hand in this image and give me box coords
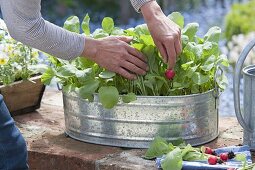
[82,36,148,80]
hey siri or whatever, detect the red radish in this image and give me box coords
[208,156,218,165]
[205,147,214,155]
[220,153,228,161]
[165,69,175,80]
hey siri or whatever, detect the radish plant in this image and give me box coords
[42,12,229,109]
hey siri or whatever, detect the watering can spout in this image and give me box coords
[234,39,255,134]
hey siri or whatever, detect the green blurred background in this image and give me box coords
[40,0,247,36]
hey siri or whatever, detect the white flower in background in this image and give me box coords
[0,18,8,32]
[11,62,22,71]
[0,51,9,65]
[31,49,39,60]
[226,32,255,66]
[0,30,6,39]
[5,44,14,53]
[0,44,5,52]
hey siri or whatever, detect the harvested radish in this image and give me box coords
[220,153,228,161]
[205,147,214,155]
[208,156,218,165]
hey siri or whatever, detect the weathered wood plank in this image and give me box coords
[0,75,45,115]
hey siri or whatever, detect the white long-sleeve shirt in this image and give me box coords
[0,0,153,60]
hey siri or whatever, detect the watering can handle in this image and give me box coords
[234,39,255,133]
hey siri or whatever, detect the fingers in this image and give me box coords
[115,36,133,43]
[121,60,146,76]
[175,31,182,55]
[127,46,147,63]
[159,32,182,69]
[123,44,148,74]
[165,40,176,69]
[156,41,168,63]
[117,67,136,80]
[118,51,147,79]
[116,36,149,72]
[98,36,149,80]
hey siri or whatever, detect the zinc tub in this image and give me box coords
[63,90,219,148]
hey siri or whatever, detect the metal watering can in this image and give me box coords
[234,39,255,150]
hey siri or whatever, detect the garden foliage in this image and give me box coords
[0,19,45,85]
[225,0,255,41]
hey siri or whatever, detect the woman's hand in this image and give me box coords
[141,1,182,69]
[82,36,148,80]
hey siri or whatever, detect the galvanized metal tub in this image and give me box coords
[63,89,219,148]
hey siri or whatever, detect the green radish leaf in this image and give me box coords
[202,42,219,57]
[186,65,198,78]
[78,79,99,100]
[98,86,119,109]
[144,79,155,91]
[191,85,200,93]
[142,46,158,73]
[235,153,247,162]
[173,82,183,88]
[181,35,189,47]
[181,144,193,157]
[102,17,114,34]
[161,147,183,170]
[185,42,203,58]
[58,65,77,77]
[140,35,155,46]
[132,43,144,51]
[181,61,194,70]
[168,12,184,28]
[76,68,93,83]
[99,71,116,79]
[41,68,55,85]
[47,55,62,67]
[122,93,137,103]
[168,143,175,150]
[216,73,228,89]
[171,138,186,146]
[124,28,136,36]
[134,24,150,35]
[182,151,205,161]
[200,63,214,72]
[204,26,221,43]
[73,57,95,69]
[144,137,171,160]
[92,28,109,38]
[64,16,80,33]
[216,54,229,67]
[82,14,90,35]
[63,84,76,93]
[28,64,48,74]
[182,23,199,41]
[192,72,210,85]
[111,27,124,35]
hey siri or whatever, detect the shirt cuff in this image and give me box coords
[130,0,155,12]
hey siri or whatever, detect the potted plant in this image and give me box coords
[42,12,229,148]
[0,19,46,116]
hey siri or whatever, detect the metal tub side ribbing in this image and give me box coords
[63,90,219,148]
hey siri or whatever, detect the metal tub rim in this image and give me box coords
[63,88,217,100]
